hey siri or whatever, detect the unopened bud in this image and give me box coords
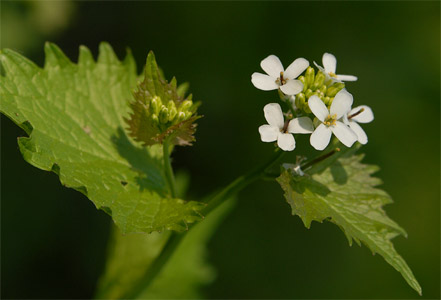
[184,111,193,120]
[150,96,162,115]
[179,100,193,112]
[305,67,315,89]
[324,96,331,105]
[298,76,307,92]
[176,111,186,123]
[296,93,306,110]
[167,101,177,122]
[319,84,327,94]
[167,100,176,111]
[305,89,313,98]
[326,82,345,97]
[159,106,169,124]
[169,107,177,122]
[313,71,325,90]
[151,113,159,124]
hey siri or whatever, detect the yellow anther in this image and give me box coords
[329,72,337,78]
[324,114,337,126]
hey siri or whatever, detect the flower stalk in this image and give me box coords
[122,149,285,299]
[163,137,177,198]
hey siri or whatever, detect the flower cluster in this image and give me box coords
[252,53,374,151]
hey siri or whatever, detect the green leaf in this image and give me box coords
[139,199,233,299]
[277,149,422,295]
[125,51,201,147]
[96,190,234,299]
[0,43,204,234]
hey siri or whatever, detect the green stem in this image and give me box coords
[203,149,285,215]
[163,138,177,198]
[122,148,285,299]
[122,232,183,299]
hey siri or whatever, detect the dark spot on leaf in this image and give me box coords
[100,206,112,217]
[51,163,60,175]
[120,180,128,186]
[20,120,33,135]
[74,185,88,196]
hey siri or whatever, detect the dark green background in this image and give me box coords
[1,1,439,299]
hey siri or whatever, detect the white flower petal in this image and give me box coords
[284,58,309,80]
[331,121,357,147]
[336,74,358,82]
[323,53,337,74]
[277,132,295,151]
[288,117,314,134]
[280,79,303,95]
[260,55,284,78]
[263,103,284,129]
[259,125,279,142]
[330,90,353,119]
[310,124,332,151]
[313,61,325,72]
[251,72,278,91]
[308,96,329,122]
[350,105,374,123]
[348,121,368,144]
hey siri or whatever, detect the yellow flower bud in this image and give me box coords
[150,96,162,115]
[179,100,193,112]
[305,67,315,89]
[313,71,325,90]
[295,93,305,110]
[298,76,307,92]
[326,82,345,97]
[151,113,159,124]
[159,106,169,124]
[176,111,186,123]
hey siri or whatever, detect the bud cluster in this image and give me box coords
[149,95,194,129]
[294,67,345,113]
[126,51,200,147]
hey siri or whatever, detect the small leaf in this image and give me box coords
[277,150,422,295]
[125,51,201,146]
[0,43,203,234]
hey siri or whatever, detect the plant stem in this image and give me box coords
[122,231,183,299]
[162,138,177,198]
[122,148,285,299]
[203,148,285,216]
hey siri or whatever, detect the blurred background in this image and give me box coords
[1,1,439,299]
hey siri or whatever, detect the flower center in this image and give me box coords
[329,72,337,78]
[324,114,337,127]
[276,71,287,86]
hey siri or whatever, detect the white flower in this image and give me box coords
[308,90,357,150]
[252,55,309,95]
[259,103,314,151]
[343,105,374,144]
[314,53,358,82]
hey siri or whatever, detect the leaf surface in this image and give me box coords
[95,181,234,299]
[0,43,203,233]
[277,149,421,295]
